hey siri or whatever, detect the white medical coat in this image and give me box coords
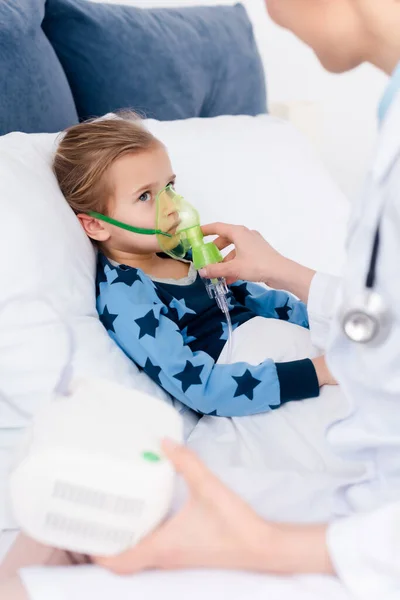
[308,94,400,599]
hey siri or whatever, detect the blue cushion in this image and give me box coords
[0,0,78,135]
[42,0,266,121]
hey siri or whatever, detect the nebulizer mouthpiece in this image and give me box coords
[156,185,232,316]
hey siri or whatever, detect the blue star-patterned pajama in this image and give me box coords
[97,254,319,417]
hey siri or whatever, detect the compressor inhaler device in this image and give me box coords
[10,379,183,557]
[5,298,184,557]
[90,185,234,362]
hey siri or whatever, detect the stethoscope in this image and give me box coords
[341,217,391,345]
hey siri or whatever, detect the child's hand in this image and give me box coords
[312,356,338,387]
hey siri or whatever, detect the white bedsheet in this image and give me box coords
[20,566,350,600]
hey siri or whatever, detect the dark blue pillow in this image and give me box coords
[43,0,266,122]
[0,0,78,135]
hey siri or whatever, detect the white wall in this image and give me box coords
[91,0,388,200]
[263,21,387,201]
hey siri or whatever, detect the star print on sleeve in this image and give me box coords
[144,358,162,386]
[231,281,309,329]
[174,360,204,393]
[111,267,142,287]
[231,282,251,305]
[99,305,118,333]
[181,326,197,344]
[226,295,236,311]
[232,369,261,400]
[135,309,160,339]
[168,297,196,321]
[96,267,108,298]
[275,299,292,321]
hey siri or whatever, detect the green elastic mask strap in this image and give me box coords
[88,211,171,237]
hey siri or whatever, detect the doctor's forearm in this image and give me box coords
[266,258,316,304]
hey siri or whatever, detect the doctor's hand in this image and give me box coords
[200,222,316,303]
[94,441,333,576]
[95,440,271,574]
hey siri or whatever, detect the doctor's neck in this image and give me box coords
[331,0,400,74]
[365,12,400,74]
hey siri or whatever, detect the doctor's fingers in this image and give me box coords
[162,440,264,517]
[94,503,202,574]
[202,222,264,246]
[94,444,221,573]
[211,237,237,261]
[95,443,267,573]
[95,486,265,574]
[202,222,257,246]
[161,439,223,492]
[204,233,234,251]
[201,221,238,241]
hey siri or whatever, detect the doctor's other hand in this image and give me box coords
[94,440,271,574]
[200,222,316,303]
[95,441,333,576]
[312,355,338,387]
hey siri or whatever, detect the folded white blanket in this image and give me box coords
[187,318,365,522]
[20,565,349,600]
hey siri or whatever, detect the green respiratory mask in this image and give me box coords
[89,184,224,272]
[89,185,230,316]
[154,185,223,270]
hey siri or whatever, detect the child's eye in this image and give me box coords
[138,191,151,202]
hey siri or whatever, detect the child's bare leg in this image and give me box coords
[0,534,74,581]
[0,576,29,600]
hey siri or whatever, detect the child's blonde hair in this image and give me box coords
[53,114,160,215]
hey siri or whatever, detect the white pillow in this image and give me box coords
[146,115,349,273]
[0,132,176,528]
[0,115,348,528]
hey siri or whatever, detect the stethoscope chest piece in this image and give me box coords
[341,290,391,345]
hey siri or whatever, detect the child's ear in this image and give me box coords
[77,214,111,242]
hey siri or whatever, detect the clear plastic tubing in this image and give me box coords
[203,277,233,363]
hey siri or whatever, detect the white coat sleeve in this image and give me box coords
[307,272,341,351]
[327,502,400,600]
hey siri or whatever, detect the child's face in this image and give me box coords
[265,0,370,73]
[100,144,176,255]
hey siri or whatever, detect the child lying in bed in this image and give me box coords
[53,114,336,416]
[0,115,339,597]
